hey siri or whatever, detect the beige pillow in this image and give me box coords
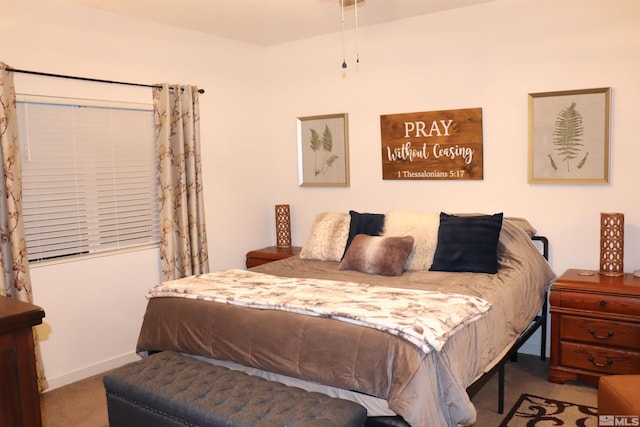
[339,234,414,276]
[505,216,537,237]
[382,210,440,270]
[299,212,350,261]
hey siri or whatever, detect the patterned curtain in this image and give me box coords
[0,62,48,391]
[153,84,209,281]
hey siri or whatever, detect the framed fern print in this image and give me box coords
[528,87,611,184]
[297,113,350,187]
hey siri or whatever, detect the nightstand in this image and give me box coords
[548,269,640,385]
[245,246,302,268]
[0,296,45,427]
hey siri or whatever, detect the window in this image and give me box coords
[16,96,159,262]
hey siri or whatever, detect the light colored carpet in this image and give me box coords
[40,353,597,427]
[471,354,597,426]
[40,372,109,427]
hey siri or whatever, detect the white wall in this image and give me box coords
[1,0,265,389]
[1,0,638,389]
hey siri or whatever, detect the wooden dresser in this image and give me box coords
[0,296,45,427]
[548,269,640,385]
[246,246,302,268]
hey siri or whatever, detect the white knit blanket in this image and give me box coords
[147,269,492,354]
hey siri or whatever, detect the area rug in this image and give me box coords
[499,393,598,426]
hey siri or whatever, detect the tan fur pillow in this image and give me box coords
[299,212,350,261]
[339,234,414,276]
[382,210,440,270]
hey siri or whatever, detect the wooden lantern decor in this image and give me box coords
[275,204,292,249]
[599,212,624,276]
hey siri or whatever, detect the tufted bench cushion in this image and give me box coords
[103,351,367,427]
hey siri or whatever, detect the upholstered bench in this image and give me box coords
[598,374,640,416]
[103,351,367,427]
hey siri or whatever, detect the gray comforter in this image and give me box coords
[136,220,555,426]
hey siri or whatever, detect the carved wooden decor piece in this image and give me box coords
[275,204,292,249]
[599,212,624,276]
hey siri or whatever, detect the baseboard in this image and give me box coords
[518,341,549,358]
[44,352,141,392]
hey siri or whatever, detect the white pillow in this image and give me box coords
[382,210,440,270]
[299,212,350,261]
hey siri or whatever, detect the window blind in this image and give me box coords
[16,99,159,262]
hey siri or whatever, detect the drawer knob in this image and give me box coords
[599,300,607,308]
[588,355,613,368]
[588,329,614,340]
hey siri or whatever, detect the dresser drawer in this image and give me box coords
[560,315,640,350]
[554,290,640,317]
[560,341,640,375]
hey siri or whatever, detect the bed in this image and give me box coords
[136,210,556,427]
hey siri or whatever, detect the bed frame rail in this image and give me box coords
[466,235,549,414]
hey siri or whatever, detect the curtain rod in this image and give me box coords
[6,67,205,94]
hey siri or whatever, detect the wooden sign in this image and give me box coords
[380,108,483,180]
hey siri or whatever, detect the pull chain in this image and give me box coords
[339,0,362,69]
[355,0,360,64]
[341,0,347,69]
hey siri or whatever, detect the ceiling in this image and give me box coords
[68,0,495,46]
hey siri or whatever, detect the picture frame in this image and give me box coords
[297,113,350,187]
[528,87,611,184]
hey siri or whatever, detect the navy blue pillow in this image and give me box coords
[342,210,385,258]
[429,212,504,274]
